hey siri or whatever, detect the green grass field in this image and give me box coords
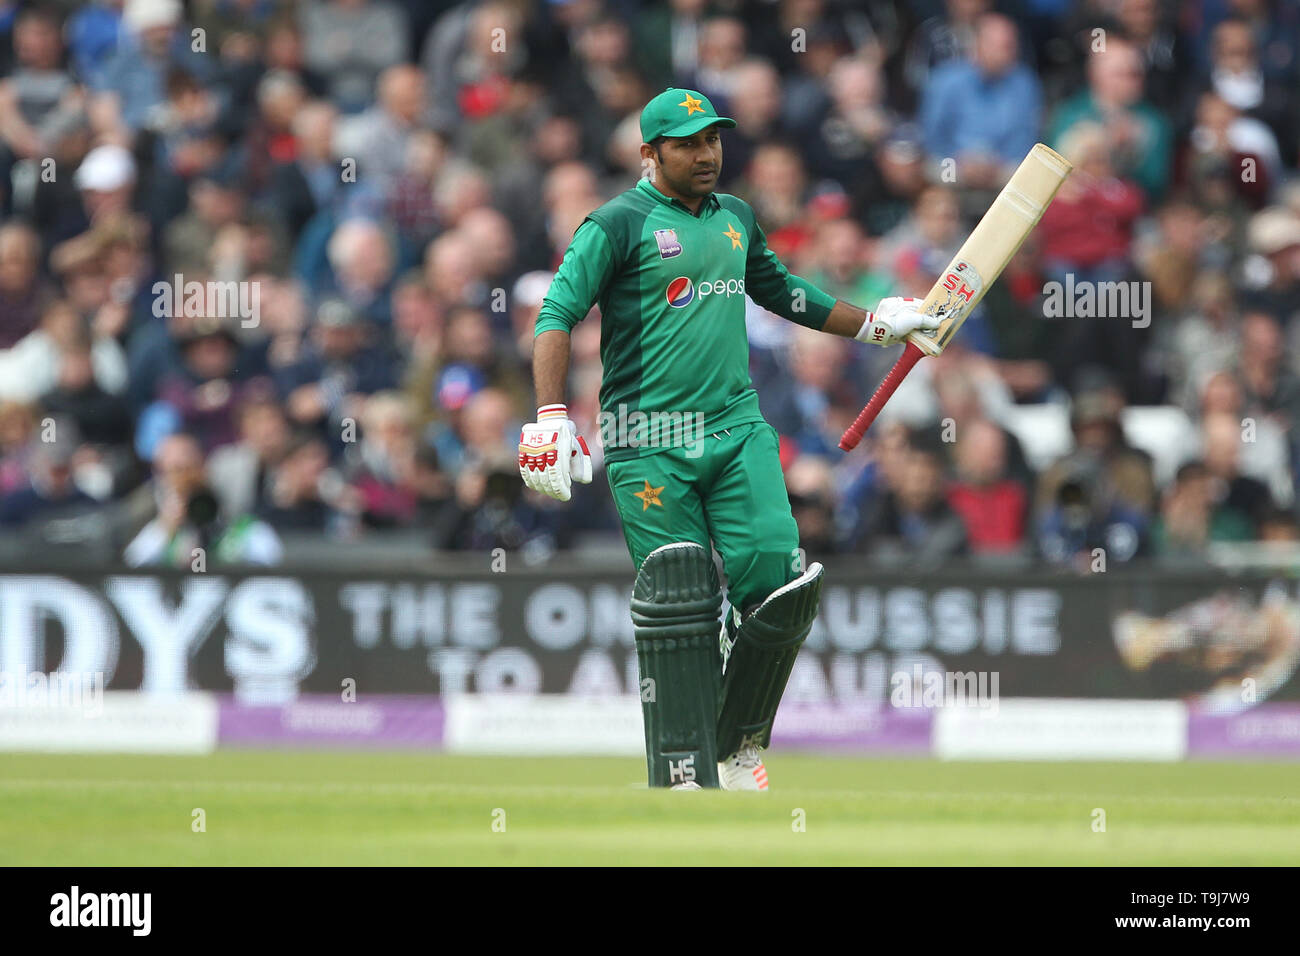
[1,751,1297,865]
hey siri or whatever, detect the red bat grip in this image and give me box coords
[838,341,927,451]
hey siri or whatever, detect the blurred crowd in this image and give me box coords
[0,0,1298,569]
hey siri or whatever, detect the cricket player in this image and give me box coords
[519,88,938,790]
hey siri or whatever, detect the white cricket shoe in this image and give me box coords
[718,739,769,791]
[671,781,703,791]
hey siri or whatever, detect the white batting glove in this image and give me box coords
[855,297,942,346]
[518,404,592,502]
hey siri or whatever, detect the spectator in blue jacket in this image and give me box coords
[920,12,1042,187]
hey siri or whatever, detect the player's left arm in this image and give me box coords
[740,210,938,346]
[741,213,837,330]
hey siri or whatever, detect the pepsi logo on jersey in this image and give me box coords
[665,276,746,308]
[665,276,695,307]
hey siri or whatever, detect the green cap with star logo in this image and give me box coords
[640,88,736,142]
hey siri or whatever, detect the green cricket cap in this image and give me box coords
[640,88,736,142]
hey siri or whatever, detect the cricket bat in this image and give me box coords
[838,143,1073,451]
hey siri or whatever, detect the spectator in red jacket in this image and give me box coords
[947,417,1028,554]
[1039,121,1144,283]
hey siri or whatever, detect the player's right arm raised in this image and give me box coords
[520,221,614,500]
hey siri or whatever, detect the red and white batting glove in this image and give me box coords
[518,403,592,502]
[856,297,941,346]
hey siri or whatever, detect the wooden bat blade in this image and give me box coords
[838,143,1072,451]
[909,143,1072,357]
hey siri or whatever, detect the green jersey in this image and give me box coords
[535,178,837,462]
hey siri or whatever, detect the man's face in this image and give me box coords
[898,451,943,512]
[1092,45,1144,105]
[185,335,237,380]
[15,17,60,69]
[155,438,204,495]
[0,232,36,293]
[382,68,424,124]
[647,126,723,200]
[975,17,1017,75]
[142,25,174,58]
[242,405,289,457]
[1213,22,1255,73]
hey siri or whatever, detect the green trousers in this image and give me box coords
[606,422,800,614]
